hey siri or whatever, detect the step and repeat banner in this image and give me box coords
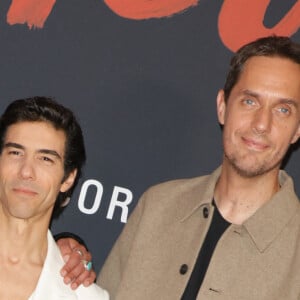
[0,0,300,272]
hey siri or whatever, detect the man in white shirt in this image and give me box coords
[0,96,109,299]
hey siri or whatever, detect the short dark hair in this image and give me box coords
[223,36,300,101]
[0,96,86,215]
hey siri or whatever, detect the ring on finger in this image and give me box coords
[73,248,84,257]
[82,260,93,271]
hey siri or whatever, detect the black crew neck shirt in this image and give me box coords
[181,201,231,300]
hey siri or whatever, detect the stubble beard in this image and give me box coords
[224,148,282,178]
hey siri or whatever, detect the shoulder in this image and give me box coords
[149,173,211,193]
[132,173,213,220]
[140,173,212,205]
[125,168,220,230]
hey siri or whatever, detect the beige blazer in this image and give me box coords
[98,167,300,299]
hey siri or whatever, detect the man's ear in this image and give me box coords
[216,89,226,125]
[60,169,77,193]
[291,123,300,144]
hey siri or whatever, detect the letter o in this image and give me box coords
[78,179,104,214]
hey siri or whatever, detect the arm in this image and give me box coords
[97,191,147,298]
[55,233,96,290]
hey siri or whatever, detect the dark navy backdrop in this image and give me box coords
[0,0,299,272]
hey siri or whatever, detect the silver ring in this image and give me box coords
[82,260,92,271]
[74,248,84,257]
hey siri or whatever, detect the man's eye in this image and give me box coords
[9,150,21,156]
[279,107,290,114]
[41,156,53,163]
[244,99,254,105]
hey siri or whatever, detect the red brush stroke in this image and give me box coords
[104,0,199,19]
[218,0,300,52]
[7,0,56,29]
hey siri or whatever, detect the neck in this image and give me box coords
[0,208,49,265]
[214,162,280,225]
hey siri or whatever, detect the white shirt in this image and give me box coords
[29,230,109,300]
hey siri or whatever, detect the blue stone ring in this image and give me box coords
[83,260,93,271]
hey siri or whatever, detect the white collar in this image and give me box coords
[29,230,78,299]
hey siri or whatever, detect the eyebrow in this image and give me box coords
[242,89,299,108]
[4,142,63,160]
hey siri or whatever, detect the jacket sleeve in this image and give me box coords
[96,190,148,299]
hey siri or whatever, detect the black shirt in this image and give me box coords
[181,201,230,300]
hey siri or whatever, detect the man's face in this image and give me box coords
[217,56,300,177]
[0,121,76,221]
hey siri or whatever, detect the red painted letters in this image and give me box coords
[7,0,56,29]
[4,0,300,51]
[103,0,198,19]
[218,0,300,51]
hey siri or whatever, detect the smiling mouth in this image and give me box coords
[13,188,38,196]
[242,137,269,151]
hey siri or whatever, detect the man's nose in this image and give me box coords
[18,157,36,180]
[251,107,272,135]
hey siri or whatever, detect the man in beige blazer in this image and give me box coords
[94,36,300,299]
[57,35,300,299]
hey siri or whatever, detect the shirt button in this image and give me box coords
[179,264,188,275]
[203,207,209,218]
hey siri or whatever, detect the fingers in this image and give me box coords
[83,270,97,287]
[60,244,94,289]
[56,237,75,257]
[73,269,97,289]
